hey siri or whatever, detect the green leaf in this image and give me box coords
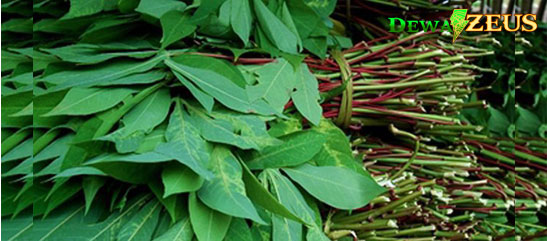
[252,0,298,54]
[187,105,279,150]
[162,162,204,197]
[268,118,303,138]
[230,0,253,45]
[44,181,82,217]
[247,58,295,112]
[2,91,32,128]
[303,37,327,59]
[250,222,272,241]
[62,0,105,19]
[516,107,541,136]
[239,160,306,224]
[265,171,308,241]
[172,71,214,113]
[197,147,265,224]
[2,50,30,72]
[311,120,367,175]
[224,218,253,241]
[136,0,187,19]
[33,133,73,164]
[246,130,326,169]
[306,226,331,241]
[15,195,151,240]
[283,164,386,210]
[292,64,322,125]
[264,169,316,225]
[40,56,165,92]
[85,153,166,184]
[2,138,32,162]
[279,3,302,49]
[153,100,214,179]
[487,107,511,137]
[190,0,224,24]
[148,180,182,223]
[117,200,162,241]
[286,0,323,39]
[2,157,32,177]
[160,10,197,49]
[165,57,276,115]
[2,18,32,33]
[103,70,167,86]
[118,0,140,13]
[41,44,156,65]
[44,87,134,116]
[82,176,106,214]
[272,215,302,241]
[54,166,107,178]
[1,212,32,241]
[99,88,171,153]
[189,192,231,241]
[153,216,193,241]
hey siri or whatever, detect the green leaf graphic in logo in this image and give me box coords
[450,9,469,43]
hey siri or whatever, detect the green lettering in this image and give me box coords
[407,20,418,32]
[388,18,406,33]
[441,20,452,32]
[420,20,440,32]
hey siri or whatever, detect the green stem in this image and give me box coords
[335,190,425,223]
[353,76,475,91]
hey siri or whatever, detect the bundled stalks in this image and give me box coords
[303,31,546,241]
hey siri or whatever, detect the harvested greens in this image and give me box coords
[1,0,546,241]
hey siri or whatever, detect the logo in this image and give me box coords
[388,10,538,42]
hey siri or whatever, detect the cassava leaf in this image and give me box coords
[136,0,186,19]
[82,176,106,215]
[41,44,156,65]
[153,100,214,179]
[230,0,253,45]
[172,71,214,113]
[165,57,277,115]
[247,58,295,112]
[239,160,306,224]
[225,218,254,241]
[160,10,196,49]
[39,56,165,92]
[187,104,280,150]
[189,192,231,241]
[291,64,322,125]
[62,0,105,20]
[153,216,193,241]
[283,164,386,210]
[311,120,367,175]
[44,87,134,116]
[162,162,204,197]
[98,88,171,153]
[252,0,298,54]
[197,146,265,224]
[117,200,162,241]
[246,130,326,169]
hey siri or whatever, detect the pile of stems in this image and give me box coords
[301,32,546,240]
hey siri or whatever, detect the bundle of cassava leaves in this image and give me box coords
[2,0,546,241]
[3,1,380,240]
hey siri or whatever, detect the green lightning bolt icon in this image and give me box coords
[450,9,469,43]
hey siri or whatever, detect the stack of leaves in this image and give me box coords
[2,0,390,241]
